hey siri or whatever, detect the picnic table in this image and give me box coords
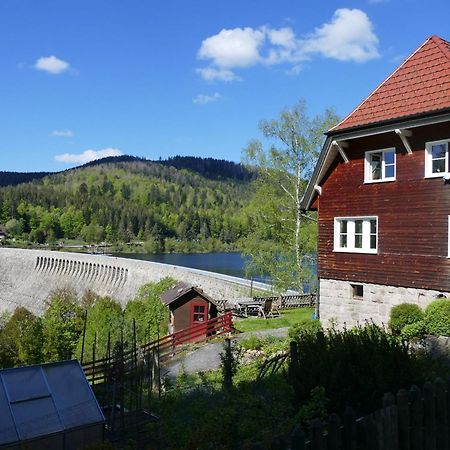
[234,299,266,317]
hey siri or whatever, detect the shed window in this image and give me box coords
[192,304,207,323]
[365,148,396,183]
[425,140,449,178]
[334,217,378,254]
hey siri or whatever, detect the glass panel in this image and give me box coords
[432,144,446,159]
[370,220,376,234]
[385,164,395,178]
[432,159,446,173]
[340,220,347,233]
[193,314,205,322]
[355,220,363,234]
[370,153,381,180]
[370,234,377,249]
[340,234,347,248]
[384,150,395,165]
[355,234,362,248]
[194,305,205,313]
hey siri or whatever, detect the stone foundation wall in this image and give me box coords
[0,248,269,315]
[319,278,450,328]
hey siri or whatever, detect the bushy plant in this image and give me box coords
[401,320,427,342]
[288,318,322,341]
[240,334,264,351]
[424,299,450,336]
[389,303,424,335]
[288,323,438,415]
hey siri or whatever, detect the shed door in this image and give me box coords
[191,302,208,325]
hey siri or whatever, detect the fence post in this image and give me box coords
[311,420,326,450]
[423,381,436,450]
[433,378,447,450]
[288,341,298,384]
[328,413,342,450]
[343,406,357,450]
[383,392,399,450]
[410,385,424,450]
[290,425,306,450]
[397,389,411,450]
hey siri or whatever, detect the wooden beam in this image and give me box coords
[395,128,413,154]
[332,140,349,163]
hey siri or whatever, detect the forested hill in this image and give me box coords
[0,156,254,252]
[0,155,253,187]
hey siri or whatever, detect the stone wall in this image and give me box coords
[0,248,268,315]
[319,278,450,328]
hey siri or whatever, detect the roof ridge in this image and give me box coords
[430,35,450,63]
[329,36,433,132]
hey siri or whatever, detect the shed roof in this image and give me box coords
[0,360,104,446]
[330,35,450,132]
[161,281,216,306]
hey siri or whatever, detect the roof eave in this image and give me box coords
[301,109,450,211]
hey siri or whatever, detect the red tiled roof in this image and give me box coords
[331,35,450,132]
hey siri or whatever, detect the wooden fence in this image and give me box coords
[82,312,233,385]
[252,377,450,450]
[252,293,316,309]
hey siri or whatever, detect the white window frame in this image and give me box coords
[364,148,396,183]
[425,139,449,178]
[334,216,378,254]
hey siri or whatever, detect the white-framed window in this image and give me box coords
[364,148,396,183]
[334,217,378,254]
[425,139,449,178]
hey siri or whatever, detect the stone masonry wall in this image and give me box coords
[319,278,450,329]
[0,248,268,315]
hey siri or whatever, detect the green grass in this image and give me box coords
[233,307,314,333]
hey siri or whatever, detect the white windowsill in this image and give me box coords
[333,248,378,254]
[364,178,396,184]
[424,172,449,179]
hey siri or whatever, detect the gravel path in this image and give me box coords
[162,327,289,381]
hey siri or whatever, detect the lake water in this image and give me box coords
[114,252,316,291]
[113,252,262,280]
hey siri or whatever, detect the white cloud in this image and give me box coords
[302,9,380,62]
[196,9,379,81]
[55,148,123,164]
[34,55,70,74]
[50,129,73,137]
[193,92,222,104]
[198,27,265,68]
[196,67,240,82]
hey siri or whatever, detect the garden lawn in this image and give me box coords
[233,307,314,333]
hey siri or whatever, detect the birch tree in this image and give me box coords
[242,100,338,292]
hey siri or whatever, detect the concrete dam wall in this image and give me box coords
[0,248,263,315]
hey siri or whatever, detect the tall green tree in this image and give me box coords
[0,307,43,367]
[242,100,339,291]
[42,288,84,361]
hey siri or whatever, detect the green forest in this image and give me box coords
[0,156,254,253]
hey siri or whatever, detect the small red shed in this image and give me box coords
[161,281,218,337]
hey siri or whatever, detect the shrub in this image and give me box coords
[288,318,322,341]
[424,299,450,336]
[401,321,427,342]
[240,334,264,351]
[288,323,436,415]
[389,303,424,335]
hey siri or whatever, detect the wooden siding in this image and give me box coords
[317,121,450,292]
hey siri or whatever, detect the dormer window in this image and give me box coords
[364,148,396,183]
[425,139,449,178]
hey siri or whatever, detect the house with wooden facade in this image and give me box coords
[301,35,450,327]
[161,281,218,338]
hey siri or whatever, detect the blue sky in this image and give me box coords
[1,0,449,172]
